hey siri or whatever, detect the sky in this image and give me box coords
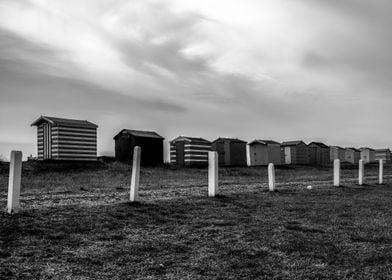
[0,0,391,161]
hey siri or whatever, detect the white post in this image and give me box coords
[268,163,276,191]
[379,159,384,185]
[208,151,218,197]
[358,159,364,186]
[130,146,141,202]
[333,159,340,187]
[7,151,23,214]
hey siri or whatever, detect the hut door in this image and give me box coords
[309,147,317,164]
[284,147,291,164]
[43,123,52,160]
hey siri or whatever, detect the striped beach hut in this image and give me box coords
[344,148,361,164]
[113,129,164,166]
[308,142,330,165]
[248,140,281,166]
[281,140,309,165]
[170,136,211,167]
[375,149,391,163]
[31,116,98,161]
[211,138,247,166]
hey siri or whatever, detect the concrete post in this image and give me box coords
[7,151,23,214]
[359,159,364,186]
[333,159,340,187]
[379,159,384,185]
[268,163,276,192]
[208,151,218,197]
[130,146,141,202]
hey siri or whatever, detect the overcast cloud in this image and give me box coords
[0,0,391,160]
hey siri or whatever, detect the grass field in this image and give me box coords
[1,162,392,279]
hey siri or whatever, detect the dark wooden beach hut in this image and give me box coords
[114,129,164,166]
[211,138,247,166]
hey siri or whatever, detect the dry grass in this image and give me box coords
[1,162,392,279]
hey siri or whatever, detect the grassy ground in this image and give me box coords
[1,162,392,279]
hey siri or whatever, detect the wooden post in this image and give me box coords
[208,151,218,197]
[268,163,276,191]
[358,159,364,186]
[7,151,22,214]
[333,159,340,187]
[130,146,141,202]
[379,159,384,185]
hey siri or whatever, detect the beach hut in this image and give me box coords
[330,146,346,162]
[281,140,309,165]
[170,136,211,167]
[375,149,391,163]
[248,140,281,166]
[344,148,361,164]
[359,147,376,163]
[308,142,330,165]
[31,116,98,161]
[113,129,164,166]
[211,138,247,166]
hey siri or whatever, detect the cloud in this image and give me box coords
[0,0,391,160]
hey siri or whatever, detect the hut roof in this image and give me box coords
[281,140,305,147]
[31,116,98,128]
[308,142,329,148]
[249,140,279,146]
[113,129,164,140]
[212,137,247,143]
[345,147,360,152]
[331,145,345,150]
[170,136,210,144]
[359,147,375,151]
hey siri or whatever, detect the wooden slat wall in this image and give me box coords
[51,125,97,160]
[170,144,176,163]
[170,142,211,165]
[37,124,44,160]
[183,143,211,164]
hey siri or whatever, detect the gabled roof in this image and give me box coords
[248,140,279,146]
[308,142,329,148]
[359,147,375,151]
[281,140,305,147]
[212,137,247,144]
[170,136,210,144]
[345,147,360,152]
[331,145,344,150]
[31,116,98,128]
[113,129,164,140]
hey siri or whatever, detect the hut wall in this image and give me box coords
[115,135,132,163]
[134,137,163,166]
[211,142,226,165]
[375,151,392,163]
[249,144,268,166]
[268,144,282,164]
[361,150,375,163]
[295,143,309,164]
[51,125,97,161]
[229,142,247,166]
[184,141,211,167]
